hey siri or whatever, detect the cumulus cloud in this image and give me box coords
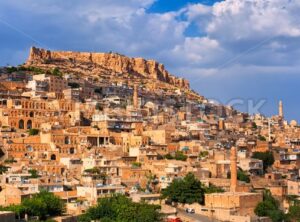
[0,0,300,119]
[167,0,300,72]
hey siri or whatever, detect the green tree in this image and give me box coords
[199,151,209,159]
[79,195,162,222]
[258,135,267,141]
[237,169,250,183]
[28,128,39,136]
[227,169,250,183]
[204,183,225,194]
[255,200,277,216]
[0,204,26,219]
[23,197,48,219]
[131,162,142,168]
[4,158,17,164]
[0,165,9,174]
[288,205,300,222]
[254,190,287,222]
[164,153,174,160]
[22,190,64,220]
[28,169,40,178]
[161,173,205,204]
[252,151,275,172]
[174,151,187,161]
[51,67,62,77]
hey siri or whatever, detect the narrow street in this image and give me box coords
[177,208,220,222]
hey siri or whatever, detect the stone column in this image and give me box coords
[230,146,238,192]
[133,84,138,109]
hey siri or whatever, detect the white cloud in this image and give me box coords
[1,0,300,119]
[1,0,300,78]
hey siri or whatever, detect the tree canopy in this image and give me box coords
[161,173,206,205]
[78,194,162,222]
[164,151,187,161]
[254,190,287,222]
[252,151,274,172]
[0,164,9,174]
[28,169,40,178]
[28,128,40,136]
[0,190,65,220]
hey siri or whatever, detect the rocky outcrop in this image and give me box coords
[26,47,190,89]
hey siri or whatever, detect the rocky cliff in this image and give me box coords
[26,47,190,89]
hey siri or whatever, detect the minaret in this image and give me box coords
[133,84,138,109]
[279,100,283,118]
[230,146,238,192]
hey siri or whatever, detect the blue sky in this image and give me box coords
[0,0,300,121]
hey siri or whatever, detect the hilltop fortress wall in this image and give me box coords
[27,47,190,89]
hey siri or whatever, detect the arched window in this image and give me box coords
[19,119,24,129]
[29,111,34,117]
[65,136,70,145]
[27,120,32,129]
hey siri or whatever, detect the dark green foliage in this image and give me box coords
[174,151,187,161]
[6,66,18,73]
[0,191,64,220]
[237,169,250,183]
[22,190,65,220]
[4,158,17,164]
[161,173,205,205]
[78,195,162,222]
[204,183,225,194]
[252,122,258,129]
[252,151,275,171]
[28,169,40,178]
[28,128,39,136]
[0,204,26,219]
[288,205,300,221]
[7,66,44,74]
[51,67,62,77]
[199,151,209,158]
[26,66,44,74]
[164,153,173,160]
[0,165,9,174]
[255,200,277,216]
[131,162,142,168]
[227,169,250,183]
[258,135,267,141]
[84,168,107,184]
[164,151,187,161]
[254,190,287,222]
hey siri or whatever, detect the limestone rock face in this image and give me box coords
[26,47,190,89]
